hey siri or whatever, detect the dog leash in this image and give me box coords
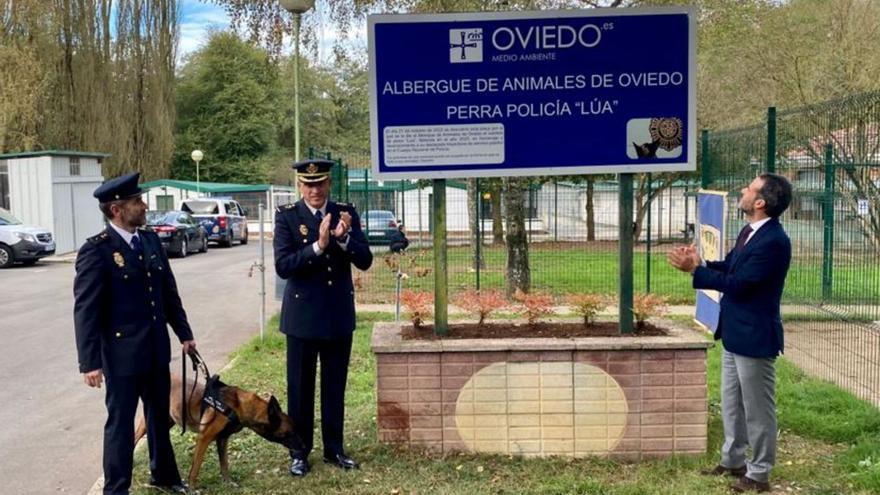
[181,347,210,435]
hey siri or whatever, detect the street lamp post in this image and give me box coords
[191,149,203,197]
[279,0,315,164]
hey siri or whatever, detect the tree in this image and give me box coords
[171,31,281,184]
[504,178,530,296]
[0,0,178,178]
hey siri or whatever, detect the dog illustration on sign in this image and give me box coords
[627,117,684,159]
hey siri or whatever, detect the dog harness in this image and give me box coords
[201,375,242,435]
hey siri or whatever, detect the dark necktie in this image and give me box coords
[131,235,143,254]
[315,210,323,222]
[734,225,753,252]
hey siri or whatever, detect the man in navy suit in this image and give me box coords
[274,159,373,477]
[669,173,792,493]
[74,172,195,494]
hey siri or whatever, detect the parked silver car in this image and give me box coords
[0,208,55,268]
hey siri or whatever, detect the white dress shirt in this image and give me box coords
[109,221,140,250]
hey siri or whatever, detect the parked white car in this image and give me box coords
[0,208,55,268]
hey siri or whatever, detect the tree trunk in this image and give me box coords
[586,177,596,241]
[504,178,530,297]
[467,178,484,269]
[491,186,504,245]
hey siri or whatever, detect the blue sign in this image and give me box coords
[369,7,696,179]
[695,191,728,333]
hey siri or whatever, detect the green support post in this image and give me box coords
[400,179,405,229]
[646,173,652,294]
[554,180,559,242]
[619,173,634,334]
[701,129,711,189]
[766,107,777,173]
[475,178,481,291]
[433,179,448,336]
[822,144,835,301]
[364,169,370,239]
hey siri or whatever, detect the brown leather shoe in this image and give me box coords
[701,464,747,477]
[731,476,770,493]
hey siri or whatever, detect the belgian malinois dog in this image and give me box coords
[134,374,303,487]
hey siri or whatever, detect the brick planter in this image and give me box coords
[371,320,713,460]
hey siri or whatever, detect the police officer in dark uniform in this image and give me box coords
[74,173,195,494]
[273,159,372,477]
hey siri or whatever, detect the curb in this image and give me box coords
[40,254,77,264]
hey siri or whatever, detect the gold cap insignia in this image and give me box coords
[299,224,308,236]
[113,252,125,268]
[306,163,319,174]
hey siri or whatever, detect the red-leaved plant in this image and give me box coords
[566,293,610,327]
[513,288,555,325]
[452,289,508,325]
[632,293,670,329]
[400,290,433,329]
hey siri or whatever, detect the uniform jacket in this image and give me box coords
[73,227,193,376]
[274,200,373,339]
[692,217,791,358]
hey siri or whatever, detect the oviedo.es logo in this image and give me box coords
[449,28,483,63]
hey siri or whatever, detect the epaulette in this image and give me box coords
[87,232,110,244]
[276,203,295,213]
[337,202,356,210]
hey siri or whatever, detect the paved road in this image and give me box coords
[0,241,279,494]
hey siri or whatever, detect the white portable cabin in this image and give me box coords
[0,150,108,254]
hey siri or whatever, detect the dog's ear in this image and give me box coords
[268,395,282,430]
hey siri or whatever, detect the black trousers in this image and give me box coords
[286,334,353,459]
[103,369,180,495]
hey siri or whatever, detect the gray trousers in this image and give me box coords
[720,349,777,482]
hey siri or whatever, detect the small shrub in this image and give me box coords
[452,289,508,325]
[632,293,669,328]
[566,293,610,326]
[513,289,555,325]
[400,290,433,328]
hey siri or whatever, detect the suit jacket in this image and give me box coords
[74,227,193,376]
[692,217,791,358]
[274,200,373,339]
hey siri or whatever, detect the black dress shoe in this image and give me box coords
[289,457,310,477]
[700,464,747,477]
[148,479,189,493]
[731,476,771,493]
[323,453,359,470]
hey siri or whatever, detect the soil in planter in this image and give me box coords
[401,321,668,340]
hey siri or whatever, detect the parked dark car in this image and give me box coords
[146,210,208,257]
[363,210,400,245]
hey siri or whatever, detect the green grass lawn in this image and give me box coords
[359,244,880,306]
[131,313,880,494]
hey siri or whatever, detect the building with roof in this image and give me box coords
[0,150,109,253]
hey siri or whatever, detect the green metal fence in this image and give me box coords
[703,92,880,407]
[306,91,880,406]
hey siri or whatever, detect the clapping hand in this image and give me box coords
[668,244,701,273]
[333,211,352,238]
[318,212,332,249]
